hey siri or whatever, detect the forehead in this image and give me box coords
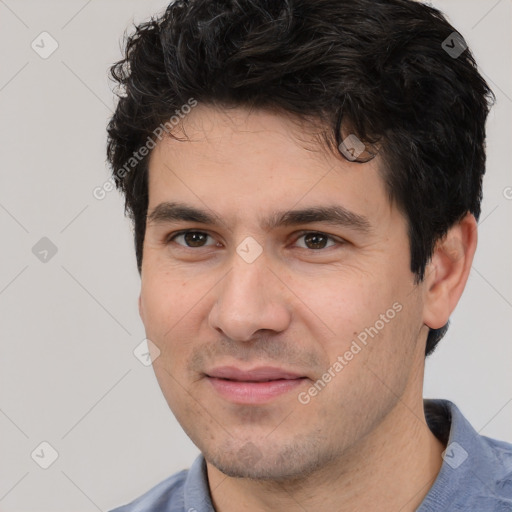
[146,104,394,227]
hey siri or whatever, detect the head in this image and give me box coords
[106,0,493,480]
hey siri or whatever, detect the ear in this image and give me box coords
[422,213,478,330]
[138,293,144,322]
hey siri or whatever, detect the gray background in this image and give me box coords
[0,0,511,510]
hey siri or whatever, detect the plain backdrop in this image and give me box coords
[0,0,511,510]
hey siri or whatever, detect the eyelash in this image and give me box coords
[165,230,344,251]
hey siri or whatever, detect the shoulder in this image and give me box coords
[479,434,512,497]
[456,411,512,504]
[421,399,512,511]
[465,434,512,510]
[109,469,189,512]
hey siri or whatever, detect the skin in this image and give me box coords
[139,104,478,511]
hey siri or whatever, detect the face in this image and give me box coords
[139,104,429,480]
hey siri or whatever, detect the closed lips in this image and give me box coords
[206,366,306,382]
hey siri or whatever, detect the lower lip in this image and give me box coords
[207,377,307,404]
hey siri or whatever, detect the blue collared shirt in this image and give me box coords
[110,399,512,511]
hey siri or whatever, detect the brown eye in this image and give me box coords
[168,231,216,248]
[294,232,338,250]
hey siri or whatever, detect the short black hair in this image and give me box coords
[106,0,494,356]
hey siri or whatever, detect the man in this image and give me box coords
[106,0,512,510]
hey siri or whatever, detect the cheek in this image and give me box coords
[297,272,390,338]
[317,299,419,408]
[141,261,193,313]
[305,269,416,377]
[140,270,212,367]
[140,273,187,350]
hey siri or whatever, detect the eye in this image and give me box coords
[293,231,341,250]
[167,230,219,248]
[165,230,343,251]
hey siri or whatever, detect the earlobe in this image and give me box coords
[422,213,478,330]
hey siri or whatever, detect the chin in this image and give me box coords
[204,437,332,482]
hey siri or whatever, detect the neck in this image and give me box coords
[206,380,445,512]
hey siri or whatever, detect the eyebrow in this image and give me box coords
[147,201,372,234]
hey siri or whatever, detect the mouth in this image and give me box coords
[205,366,308,404]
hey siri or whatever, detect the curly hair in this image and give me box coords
[106,0,494,356]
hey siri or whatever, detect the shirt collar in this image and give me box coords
[418,398,502,510]
[184,453,216,512]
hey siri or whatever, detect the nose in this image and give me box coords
[208,253,292,342]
